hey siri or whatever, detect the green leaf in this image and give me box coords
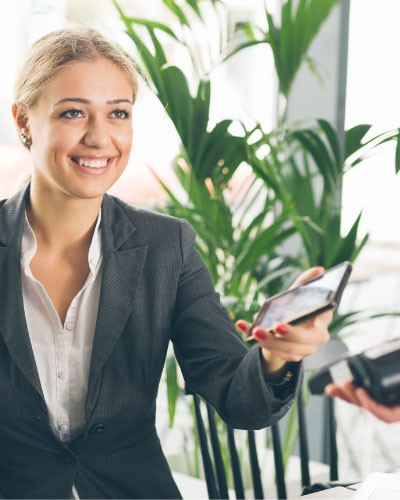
[235,210,271,257]
[192,120,246,182]
[349,232,369,263]
[344,124,372,159]
[162,0,190,26]
[396,131,400,173]
[166,355,179,427]
[185,0,203,19]
[147,27,168,66]
[326,211,367,267]
[254,267,294,293]
[235,221,295,275]
[172,165,234,249]
[329,310,364,332]
[235,21,258,40]
[291,128,336,190]
[303,54,325,87]
[123,16,181,42]
[282,400,299,469]
[219,40,268,65]
[265,0,341,98]
[190,80,211,167]
[120,21,167,98]
[150,167,183,208]
[331,310,400,338]
[158,65,194,145]
[317,119,342,169]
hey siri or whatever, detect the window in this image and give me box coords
[343,0,400,243]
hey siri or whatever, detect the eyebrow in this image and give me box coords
[53,98,133,106]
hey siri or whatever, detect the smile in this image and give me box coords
[71,157,112,169]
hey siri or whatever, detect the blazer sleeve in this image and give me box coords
[171,219,302,430]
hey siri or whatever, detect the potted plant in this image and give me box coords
[112,0,400,486]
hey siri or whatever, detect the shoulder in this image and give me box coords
[108,195,184,230]
[105,195,196,247]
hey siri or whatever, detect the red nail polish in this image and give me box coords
[275,324,288,335]
[236,321,247,332]
[254,329,267,341]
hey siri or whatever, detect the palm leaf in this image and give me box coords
[162,0,190,27]
[166,354,180,427]
[219,39,268,65]
[344,124,372,159]
[331,310,400,338]
[234,219,295,275]
[265,0,341,98]
[317,119,342,169]
[193,121,246,182]
[121,16,181,42]
[325,211,368,267]
[291,128,337,191]
[184,0,203,19]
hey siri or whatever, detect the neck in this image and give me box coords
[27,183,102,253]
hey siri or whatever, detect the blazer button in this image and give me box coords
[90,423,107,435]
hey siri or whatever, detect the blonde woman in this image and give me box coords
[0,26,331,498]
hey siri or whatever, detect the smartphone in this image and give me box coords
[248,262,352,338]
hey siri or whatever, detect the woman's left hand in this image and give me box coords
[236,267,332,380]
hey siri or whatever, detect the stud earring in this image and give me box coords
[20,132,31,149]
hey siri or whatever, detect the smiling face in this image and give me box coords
[16,57,134,203]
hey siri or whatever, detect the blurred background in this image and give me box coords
[2,0,400,244]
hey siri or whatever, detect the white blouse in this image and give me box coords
[20,212,103,499]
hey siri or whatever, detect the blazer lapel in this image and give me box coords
[0,187,44,399]
[86,196,148,419]
[0,190,149,419]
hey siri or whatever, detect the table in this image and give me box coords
[298,486,355,498]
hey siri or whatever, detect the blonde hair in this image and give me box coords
[14,26,138,117]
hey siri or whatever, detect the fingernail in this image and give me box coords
[236,321,247,332]
[275,324,288,335]
[254,329,267,341]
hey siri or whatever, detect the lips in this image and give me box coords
[71,156,113,169]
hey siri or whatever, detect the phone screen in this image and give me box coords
[251,262,352,334]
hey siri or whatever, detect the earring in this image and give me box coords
[20,132,31,149]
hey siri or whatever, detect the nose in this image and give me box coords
[82,115,111,148]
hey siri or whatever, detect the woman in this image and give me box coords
[0,26,331,498]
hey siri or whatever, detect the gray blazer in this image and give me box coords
[0,186,300,499]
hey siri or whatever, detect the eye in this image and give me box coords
[59,109,84,119]
[111,108,130,119]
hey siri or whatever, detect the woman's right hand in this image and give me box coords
[325,381,400,423]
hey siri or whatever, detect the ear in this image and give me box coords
[12,103,30,135]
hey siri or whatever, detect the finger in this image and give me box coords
[272,321,330,346]
[253,329,319,361]
[355,389,400,423]
[325,382,359,405]
[308,309,334,328]
[337,381,360,405]
[235,320,252,337]
[353,387,376,407]
[325,384,354,404]
[290,266,325,289]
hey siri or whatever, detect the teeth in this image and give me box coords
[77,158,108,168]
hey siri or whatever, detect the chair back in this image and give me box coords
[187,388,338,499]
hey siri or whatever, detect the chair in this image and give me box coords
[186,387,340,499]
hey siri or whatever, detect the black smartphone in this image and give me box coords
[308,338,400,406]
[248,262,352,338]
